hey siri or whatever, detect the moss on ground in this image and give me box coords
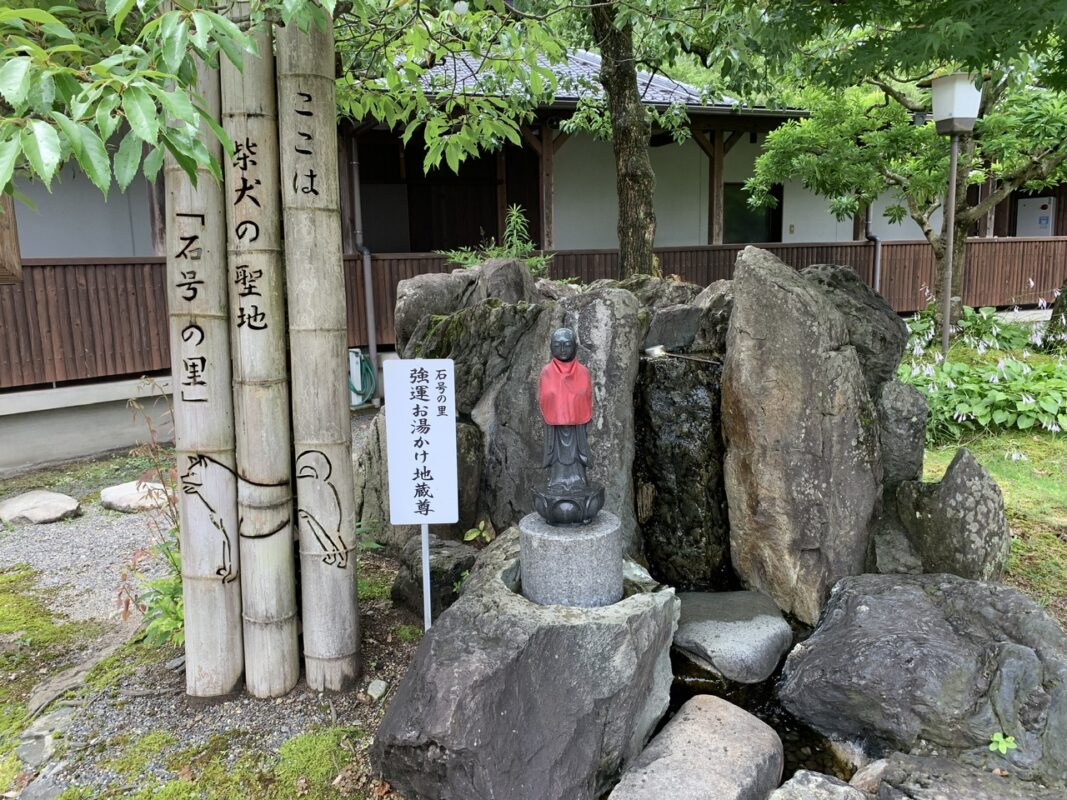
[394,624,422,644]
[925,431,1067,626]
[0,565,90,761]
[273,727,364,799]
[357,572,393,602]
[103,729,177,778]
[0,448,174,506]
[82,638,157,693]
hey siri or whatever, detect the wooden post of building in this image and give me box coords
[220,7,300,698]
[496,150,508,240]
[710,130,725,245]
[275,17,361,692]
[539,124,555,250]
[165,63,244,698]
[0,194,21,284]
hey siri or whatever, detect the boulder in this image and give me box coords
[633,355,730,589]
[801,264,908,399]
[0,490,80,525]
[673,591,793,684]
[588,274,703,310]
[353,415,483,549]
[99,480,170,513]
[877,753,1063,800]
[374,556,679,800]
[1044,277,1067,349]
[608,695,783,800]
[769,770,867,799]
[691,279,733,355]
[641,304,705,352]
[876,381,928,490]
[461,525,521,596]
[394,269,476,354]
[779,574,1067,788]
[722,247,882,625]
[850,759,888,793]
[869,511,923,575]
[390,535,478,620]
[535,277,580,302]
[475,258,539,305]
[896,448,1010,581]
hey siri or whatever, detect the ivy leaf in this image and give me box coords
[123,86,158,144]
[113,130,142,191]
[21,120,61,187]
[0,136,20,192]
[0,57,32,108]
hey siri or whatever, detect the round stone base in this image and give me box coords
[519,511,623,607]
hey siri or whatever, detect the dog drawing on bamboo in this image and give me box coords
[296,450,349,568]
[180,455,237,583]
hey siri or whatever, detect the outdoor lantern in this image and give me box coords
[930,73,982,135]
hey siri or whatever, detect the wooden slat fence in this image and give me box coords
[3,238,1066,391]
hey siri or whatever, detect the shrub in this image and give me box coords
[440,204,553,278]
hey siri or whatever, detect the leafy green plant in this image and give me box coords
[901,356,1067,443]
[904,304,1033,356]
[452,569,470,595]
[394,624,423,644]
[463,519,494,546]
[139,526,184,648]
[440,204,553,279]
[989,732,1018,755]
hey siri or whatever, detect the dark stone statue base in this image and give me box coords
[533,483,605,525]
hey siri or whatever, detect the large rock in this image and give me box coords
[374,557,679,800]
[769,770,867,799]
[691,279,733,355]
[877,753,1063,800]
[0,490,80,525]
[394,269,477,354]
[801,264,908,399]
[876,381,928,490]
[633,355,730,589]
[779,574,1067,788]
[673,591,792,684]
[353,414,483,549]
[99,480,170,513]
[722,247,882,624]
[896,448,1010,581]
[608,695,783,800]
[391,535,478,620]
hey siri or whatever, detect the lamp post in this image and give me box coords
[930,73,982,358]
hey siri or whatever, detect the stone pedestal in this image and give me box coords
[519,511,623,607]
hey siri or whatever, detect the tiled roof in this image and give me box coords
[421,49,740,113]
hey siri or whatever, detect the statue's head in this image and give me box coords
[550,327,577,362]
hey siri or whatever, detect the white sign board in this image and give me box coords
[383,359,459,525]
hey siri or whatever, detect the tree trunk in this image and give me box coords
[275,18,361,692]
[590,5,657,278]
[165,62,244,699]
[220,7,300,698]
[932,139,972,323]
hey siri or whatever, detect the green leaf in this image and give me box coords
[51,111,83,162]
[160,15,189,73]
[106,0,137,31]
[113,130,142,191]
[1017,414,1035,430]
[161,130,198,187]
[0,136,20,192]
[21,120,61,187]
[192,102,234,156]
[74,125,111,196]
[123,86,158,144]
[0,57,32,108]
[155,87,197,125]
[142,145,165,183]
[95,94,121,142]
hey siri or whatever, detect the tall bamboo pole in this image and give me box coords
[220,9,300,698]
[165,63,244,699]
[276,18,361,691]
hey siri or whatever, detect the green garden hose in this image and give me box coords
[349,354,377,406]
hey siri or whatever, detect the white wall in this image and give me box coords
[780,182,852,243]
[553,134,623,249]
[14,165,155,259]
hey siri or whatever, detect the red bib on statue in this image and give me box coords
[539,358,593,425]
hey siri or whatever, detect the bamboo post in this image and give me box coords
[276,17,361,690]
[220,9,300,698]
[165,63,244,698]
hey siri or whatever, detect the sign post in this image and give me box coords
[383,359,458,630]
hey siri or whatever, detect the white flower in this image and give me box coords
[1013,306,1021,315]
[1028,277,1036,288]
[934,352,944,364]
[988,373,999,383]
[1038,297,1048,310]
[1006,448,1028,462]
[923,365,935,378]
[996,358,1006,371]
[977,342,987,355]
[1021,363,1032,375]
[1046,422,1062,433]
[912,343,925,356]
[1020,393,1035,405]
[945,378,956,389]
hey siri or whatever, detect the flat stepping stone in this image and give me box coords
[769,770,867,799]
[609,695,783,799]
[100,480,170,513]
[674,591,793,684]
[0,490,80,525]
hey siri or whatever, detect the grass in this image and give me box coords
[924,431,1067,626]
[357,572,393,602]
[394,624,423,644]
[103,729,177,778]
[0,448,174,506]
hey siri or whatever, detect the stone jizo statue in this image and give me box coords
[534,327,605,525]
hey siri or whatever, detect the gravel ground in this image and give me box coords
[0,504,167,624]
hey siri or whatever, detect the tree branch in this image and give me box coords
[869,79,924,112]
